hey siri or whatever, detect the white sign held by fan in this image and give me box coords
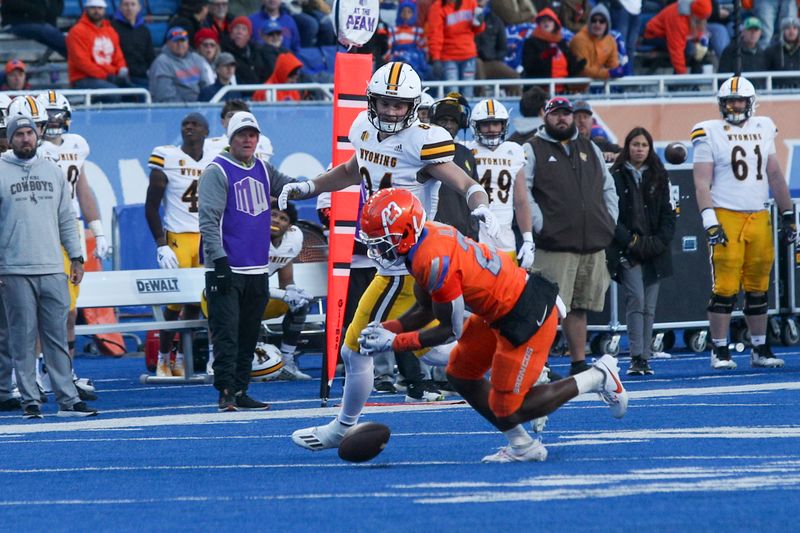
[332,0,379,48]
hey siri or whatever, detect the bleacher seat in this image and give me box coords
[63,0,84,18]
[298,47,328,74]
[148,21,169,46]
[146,0,180,16]
[321,46,338,73]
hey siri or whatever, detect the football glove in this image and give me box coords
[283,284,311,312]
[278,181,315,210]
[705,225,728,247]
[88,220,111,259]
[358,321,396,356]
[471,205,500,239]
[781,210,798,246]
[157,245,179,269]
[518,232,535,270]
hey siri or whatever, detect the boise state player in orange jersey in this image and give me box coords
[358,188,629,462]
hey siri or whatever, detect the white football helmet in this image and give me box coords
[419,91,435,110]
[250,342,284,382]
[717,76,756,125]
[367,61,422,134]
[0,93,12,129]
[37,90,72,138]
[7,95,48,131]
[470,98,510,147]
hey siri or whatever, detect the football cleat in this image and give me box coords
[156,360,172,377]
[277,353,311,381]
[481,440,548,463]
[593,354,628,419]
[291,419,347,451]
[750,345,784,368]
[711,345,737,370]
[171,357,185,378]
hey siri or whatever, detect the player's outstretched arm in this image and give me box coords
[426,161,489,208]
[277,154,360,209]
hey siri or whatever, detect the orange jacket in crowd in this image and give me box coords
[426,0,485,62]
[569,7,618,80]
[66,12,127,84]
[253,52,304,102]
[644,0,712,75]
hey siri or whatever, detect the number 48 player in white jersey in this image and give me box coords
[467,99,534,269]
[692,76,796,370]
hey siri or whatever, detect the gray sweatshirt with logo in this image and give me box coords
[0,151,81,275]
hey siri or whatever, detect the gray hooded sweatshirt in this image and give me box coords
[148,46,208,103]
[0,151,81,275]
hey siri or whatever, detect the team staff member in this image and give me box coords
[692,76,794,370]
[0,116,98,419]
[145,112,214,377]
[199,112,297,412]
[357,189,628,462]
[524,97,618,376]
[205,99,273,161]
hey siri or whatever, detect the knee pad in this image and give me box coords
[707,293,736,314]
[744,292,768,316]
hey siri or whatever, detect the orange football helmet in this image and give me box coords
[359,188,426,269]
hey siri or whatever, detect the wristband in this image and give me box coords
[700,208,719,230]
[381,319,404,334]
[522,231,533,243]
[782,210,794,222]
[391,331,423,352]
[88,219,105,237]
[466,183,486,204]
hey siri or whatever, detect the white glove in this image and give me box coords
[157,245,179,269]
[471,205,500,239]
[88,220,111,259]
[358,321,396,355]
[518,232,535,270]
[283,284,311,312]
[278,181,315,210]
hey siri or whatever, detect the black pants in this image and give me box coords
[207,272,270,393]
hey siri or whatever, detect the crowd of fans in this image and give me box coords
[1,0,799,101]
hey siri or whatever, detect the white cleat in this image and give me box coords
[278,361,312,381]
[711,346,737,370]
[750,345,785,368]
[593,354,628,419]
[482,440,548,463]
[291,420,346,451]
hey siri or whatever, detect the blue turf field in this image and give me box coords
[1,348,799,531]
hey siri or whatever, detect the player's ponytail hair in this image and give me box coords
[612,126,668,196]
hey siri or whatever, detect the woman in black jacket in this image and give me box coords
[608,127,676,376]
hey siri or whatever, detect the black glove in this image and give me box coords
[207,257,232,295]
[781,210,798,246]
[706,225,728,247]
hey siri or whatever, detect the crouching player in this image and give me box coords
[357,188,628,462]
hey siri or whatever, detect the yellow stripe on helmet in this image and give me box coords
[25,96,39,117]
[731,76,739,94]
[486,99,495,117]
[386,62,402,92]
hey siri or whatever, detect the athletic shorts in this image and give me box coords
[711,208,773,296]
[532,249,609,313]
[446,306,558,418]
[166,231,201,312]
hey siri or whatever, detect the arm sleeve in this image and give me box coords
[147,146,168,170]
[665,20,688,74]
[111,31,128,73]
[198,165,229,262]
[592,142,619,222]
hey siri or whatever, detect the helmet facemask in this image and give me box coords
[361,230,406,269]
[44,108,70,138]
[367,93,420,134]
[718,96,754,126]
[473,119,508,148]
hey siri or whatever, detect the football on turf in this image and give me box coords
[664,142,688,165]
[337,422,391,463]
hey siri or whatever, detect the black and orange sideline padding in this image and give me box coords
[321,52,372,404]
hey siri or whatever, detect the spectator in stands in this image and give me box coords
[0,0,67,58]
[149,27,209,102]
[111,0,155,89]
[283,0,336,47]
[522,9,584,84]
[610,0,640,62]
[706,0,732,59]
[194,28,222,85]
[385,1,431,79]
[610,28,634,78]
[1,60,31,91]
[230,0,261,17]
[253,52,304,101]
[524,97,618,376]
[754,0,798,47]
[508,85,548,145]
[66,0,131,100]
[0,115,98,419]
[198,111,297,412]
[167,0,210,44]
[260,20,289,79]
[573,100,620,157]
[504,19,536,74]
[199,52,243,101]
[766,16,800,88]
[491,0,537,26]
[224,16,270,84]
[475,0,521,95]
[426,0,486,98]
[206,0,236,49]
[718,17,768,76]
[643,0,712,75]
[570,5,622,82]
[607,127,675,377]
[249,0,302,54]
[559,0,590,34]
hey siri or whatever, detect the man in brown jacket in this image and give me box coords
[523,97,619,375]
